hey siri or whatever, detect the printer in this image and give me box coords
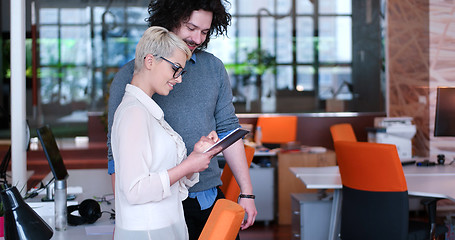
[367,117,416,160]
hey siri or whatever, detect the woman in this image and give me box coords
[111,26,220,239]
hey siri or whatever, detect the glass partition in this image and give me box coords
[0,0,385,138]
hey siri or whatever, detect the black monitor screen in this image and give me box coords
[434,87,455,137]
[36,126,69,180]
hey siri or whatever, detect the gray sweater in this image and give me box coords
[107,51,240,192]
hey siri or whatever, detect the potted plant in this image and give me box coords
[225,48,276,112]
[226,48,276,85]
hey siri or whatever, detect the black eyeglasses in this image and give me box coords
[144,55,186,78]
[159,56,186,79]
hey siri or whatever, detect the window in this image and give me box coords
[37,3,148,134]
[27,0,383,137]
[208,0,354,113]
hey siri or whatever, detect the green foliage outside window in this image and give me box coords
[225,47,276,83]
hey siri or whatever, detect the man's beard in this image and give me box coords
[184,39,201,52]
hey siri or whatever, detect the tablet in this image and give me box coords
[203,128,250,154]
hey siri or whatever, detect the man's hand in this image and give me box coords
[239,197,257,230]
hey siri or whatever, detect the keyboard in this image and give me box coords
[401,160,416,166]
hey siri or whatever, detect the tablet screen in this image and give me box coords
[203,128,249,154]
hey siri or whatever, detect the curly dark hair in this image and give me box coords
[146,0,231,51]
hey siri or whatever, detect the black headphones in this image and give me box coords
[67,199,102,226]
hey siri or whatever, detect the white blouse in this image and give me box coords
[112,84,198,240]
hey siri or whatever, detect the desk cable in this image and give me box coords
[102,209,115,220]
[93,193,114,205]
[93,193,115,220]
[24,177,55,200]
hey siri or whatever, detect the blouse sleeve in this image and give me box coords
[115,106,171,205]
[183,173,199,188]
[178,173,199,201]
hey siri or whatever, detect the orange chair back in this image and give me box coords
[334,141,407,192]
[256,115,297,144]
[198,199,245,240]
[220,145,255,202]
[330,123,357,142]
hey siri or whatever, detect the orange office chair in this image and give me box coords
[256,115,297,144]
[334,141,447,240]
[198,199,245,240]
[220,145,255,202]
[330,123,357,142]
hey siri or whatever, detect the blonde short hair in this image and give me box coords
[134,26,191,74]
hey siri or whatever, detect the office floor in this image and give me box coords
[239,222,292,240]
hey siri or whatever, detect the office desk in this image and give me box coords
[278,150,337,225]
[290,165,455,240]
[27,169,114,240]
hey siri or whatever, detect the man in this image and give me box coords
[107,0,257,239]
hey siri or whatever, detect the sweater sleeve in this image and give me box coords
[107,60,135,175]
[213,58,240,133]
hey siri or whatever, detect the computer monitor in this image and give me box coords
[36,125,69,180]
[434,87,455,137]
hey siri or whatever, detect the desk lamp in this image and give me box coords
[0,184,53,240]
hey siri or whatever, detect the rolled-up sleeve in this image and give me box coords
[179,173,199,200]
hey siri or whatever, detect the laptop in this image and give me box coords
[36,125,69,181]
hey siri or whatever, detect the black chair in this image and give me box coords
[334,141,448,240]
